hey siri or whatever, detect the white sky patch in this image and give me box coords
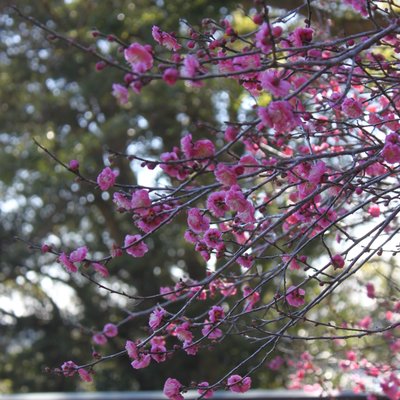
[96,39,111,54]
[170,265,185,280]
[212,91,230,125]
[0,292,30,318]
[238,94,256,123]
[129,156,160,188]
[39,275,81,314]
[206,252,217,272]
[1,198,19,212]
[127,140,166,188]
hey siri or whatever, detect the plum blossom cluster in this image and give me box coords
[27,0,400,398]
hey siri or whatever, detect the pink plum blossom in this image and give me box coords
[69,159,79,170]
[41,243,52,253]
[78,369,93,382]
[187,208,210,233]
[131,189,151,216]
[61,360,78,377]
[151,336,166,346]
[149,307,166,330]
[308,161,327,185]
[160,151,189,181]
[368,204,380,217]
[258,101,299,133]
[225,186,249,213]
[160,286,178,301]
[130,81,142,94]
[233,61,260,92]
[29,5,400,395]
[163,378,184,400]
[298,181,317,200]
[131,353,151,369]
[184,230,198,244]
[286,286,306,307]
[208,305,225,323]
[358,315,372,329]
[282,255,301,271]
[112,83,129,104]
[189,285,207,301]
[268,356,284,371]
[163,68,179,86]
[59,252,78,273]
[214,163,237,186]
[97,167,118,191]
[174,322,193,343]
[69,246,88,263]
[366,283,376,299]
[124,43,153,73]
[92,262,109,277]
[382,133,400,163]
[201,320,223,339]
[204,228,222,249]
[381,376,400,400]
[183,341,198,356]
[135,204,172,233]
[290,27,314,47]
[152,26,181,51]
[124,234,149,257]
[125,340,139,359]
[255,23,272,53]
[92,333,107,345]
[207,191,228,217]
[113,192,132,210]
[181,54,200,79]
[260,70,291,97]
[315,207,337,230]
[239,154,259,174]
[384,112,400,131]
[242,286,260,312]
[198,382,214,399]
[237,254,254,269]
[181,134,215,159]
[332,254,345,269]
[341,98,363,118]
[195,241,210,262]
[111,245,123,258]
[383,143,400,164]
[150,343,167,363]
[224,125,239,142]
[238,203,256,224]
[103,323,118,338]
[227,375,252,393]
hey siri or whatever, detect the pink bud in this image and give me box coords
[252,14,263,25]
[272,26,283,38]
[92,333,107,345]
[103,323,118,338]
[41,243,51,253]
[355,187,363,195]
[163,68,179,86]
[95,61,107,71]
[368,204,380,218]
[332,254,345,269]
[69,159,79,170]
